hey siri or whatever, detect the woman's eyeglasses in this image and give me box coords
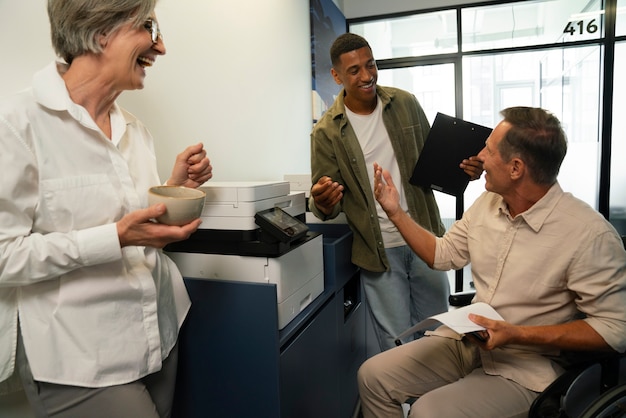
[143,18,162,44]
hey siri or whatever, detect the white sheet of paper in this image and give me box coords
[396,302,504,340]
[427,302,504,333]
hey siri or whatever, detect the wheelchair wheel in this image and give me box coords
[579,384,626,418]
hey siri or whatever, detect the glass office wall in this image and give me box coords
[349,0,624,289]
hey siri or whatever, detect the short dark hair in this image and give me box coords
[330,33,371,68]
[499,107,568,185]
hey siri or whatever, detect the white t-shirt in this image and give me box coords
[345,98,408,248]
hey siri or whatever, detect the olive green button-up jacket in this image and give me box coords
[309,85,445,273]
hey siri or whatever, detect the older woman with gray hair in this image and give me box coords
[0,0,213,416]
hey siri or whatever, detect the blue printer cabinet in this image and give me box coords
[172,226,363,418]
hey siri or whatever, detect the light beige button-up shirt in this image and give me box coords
[433,184,626,392]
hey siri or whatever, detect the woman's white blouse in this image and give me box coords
[0,61,191,387]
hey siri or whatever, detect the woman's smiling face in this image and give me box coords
[100,14,166,91]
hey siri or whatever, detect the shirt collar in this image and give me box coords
[32,61,74,112]
[497,183,564,232]
[32,61,136,139]
[329,85,394,121]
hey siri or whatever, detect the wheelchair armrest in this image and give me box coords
[448,291,475,307]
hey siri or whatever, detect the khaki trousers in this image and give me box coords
[358,334,538,418]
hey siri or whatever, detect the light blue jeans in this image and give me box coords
[361,245,450,351]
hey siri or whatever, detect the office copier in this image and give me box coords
[165,181,324,329]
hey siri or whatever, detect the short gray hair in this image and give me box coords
[48,0,157,64]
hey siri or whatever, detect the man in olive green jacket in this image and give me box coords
[309,33,482,351]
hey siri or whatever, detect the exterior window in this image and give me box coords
[616,0,626,36]
[378,64,456,123]
[610,42,626,235]
[351,10,458,59]
[463,46,602,208]
[462,0,604,51]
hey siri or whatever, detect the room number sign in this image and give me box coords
[563,19,599,36]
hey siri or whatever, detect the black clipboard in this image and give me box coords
[410,113,492,197]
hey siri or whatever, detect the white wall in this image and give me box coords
[0,1,57,91]
[0,0,313,183]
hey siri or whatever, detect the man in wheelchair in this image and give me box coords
[359,107,626,418]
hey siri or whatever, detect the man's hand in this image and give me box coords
[167,142,213,188]
[460,156,484,181]
[467,313,612,352]
[373,163,401,220]
[466,314,514,350]
[373,162,438,266]
[117,204,201,248]
[311,176,343,216]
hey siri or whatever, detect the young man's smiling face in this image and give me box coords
[331,46,378,114]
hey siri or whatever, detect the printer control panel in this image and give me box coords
[255,207,309,244]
